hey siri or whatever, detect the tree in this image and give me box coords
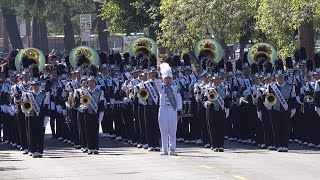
[98,0,161,39]
[0,0,24,50]
[95,2,109,52]
[255,0,320,58]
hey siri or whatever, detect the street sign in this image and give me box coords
[81,29,91,42]
[80,14,92,29]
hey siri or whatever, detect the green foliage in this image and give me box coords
[98,0,161,39]
[255,0,320,58]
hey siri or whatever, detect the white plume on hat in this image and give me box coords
[160,63,172,80]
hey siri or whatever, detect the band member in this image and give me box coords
[265,59,296,152]
[145,54,160,151]
[203,69,230,152]
[78,65,106,154]
[157,62,182,156]
[21,66,49,158]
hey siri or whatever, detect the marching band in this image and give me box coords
[1,38,320,158]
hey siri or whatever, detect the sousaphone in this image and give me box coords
[248,43,277,65]
[69,46,100,69]
[129,37,158,57]
[194,39,224,64]
[15,48,46,72]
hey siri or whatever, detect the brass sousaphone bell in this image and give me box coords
[69,46,100,69]
[129,37,158,58]
[194,39,224,64]
[15,48,46,72]
[248,43,277,66]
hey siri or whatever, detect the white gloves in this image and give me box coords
[98,112,104,123]
[78,105,87,113]
[44,116,50,127]
[1,105,8,113]
[204,101,211,108]
[263,102,271,110]
[56,105,62,114]
[225,108,230,118]
[123,98,132,104]
[316,107,320,117]
[62,109,67,116]
[257,111,262,121]
[290,108,296,118]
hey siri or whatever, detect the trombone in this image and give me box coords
[21,100,33,117]
[207,91,218,102]
[137,88,149,105]
[80,95,91,108]
[265,93,277,107]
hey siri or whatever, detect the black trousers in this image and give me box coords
[77,111,87,148]
[28,116,45,153]
[114,105,125,137]
[2,113,10,142]
[138,104,147,144]
[101,107,109,134]
[123,103,134,140]
[270,110,290,148]
[71,109,80,145]
[261,110,274,146]
[49,110,56,137]
[145,105,160,148]
[17,112,28,150]
[208,107,225,148]
[200,104,209,144]
[133,102,140,143]
[84,113,99,150]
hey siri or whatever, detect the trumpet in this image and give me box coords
[305,95,314,103]
[80,95,91,107]
[265,93,277,107]
[21,100,33,117]
[207,91,218,102]
[137,88,149,101]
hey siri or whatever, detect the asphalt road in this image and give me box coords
[1,127,320,180]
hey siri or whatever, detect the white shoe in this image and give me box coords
[195,139,203,145]
[282,147,288,152]
[155,147,160,151]
[17,145,22,149]
[170,151,178,156]
[4,140,9,144]
[133,142,138,147]
[148,147,154,151]
[143,144,148,149]
[308,143,315,148]
[161,152,168,156]
[302,142,308,146]
[116,136,122,141]
[316,144,320,149]
[11,143,17,148]
[190,140,196,144]
[32,152,38,158]
[127,140,133,144]
[137,144,143,148]
[294,139,299,143]
[204,144,210,148]
[184,140,190,144]
[260,144,266,148]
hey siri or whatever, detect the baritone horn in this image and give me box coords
[21,100,33,117]
[265,93,277,106]
[80,95,91,107]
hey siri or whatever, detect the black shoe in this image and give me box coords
[93,150,99,154]
[218,148,224,152]
[88,150,93,155]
